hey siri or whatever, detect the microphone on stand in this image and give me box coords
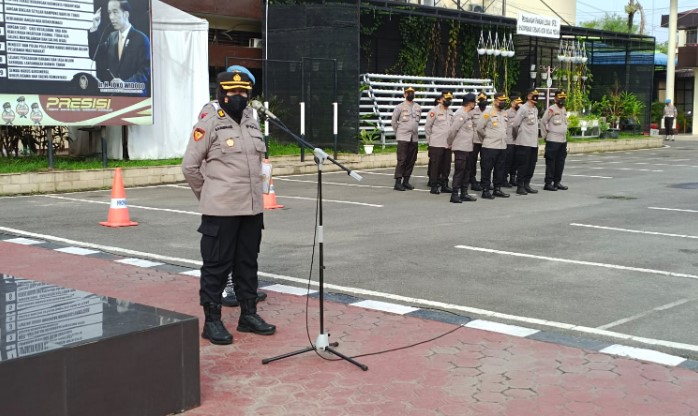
[249,100,278,120]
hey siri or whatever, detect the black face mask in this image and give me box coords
[220,94,248,118]
[442,100,452,107]
[497,102,507,110]
[556,99,566,107]
[514,105,521,110]
[478,102,487,111]
[406,93,415,102]
[531,96,538,102]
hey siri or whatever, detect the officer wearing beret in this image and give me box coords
[476,92,510,199]
[512,89,541,195]
[447,93,477,203]
[540,90,569,191]
[391,86,421,191]
[182,67,276,345]
[425,91,454,194]
[467,91,488,192]
[504,95,522,188]
[197,65,268,309]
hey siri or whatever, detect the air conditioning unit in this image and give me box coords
[248,38,263,48]
[468,4,485,13]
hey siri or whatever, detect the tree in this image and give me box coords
[656,41,668,54]
[580,13,639,33]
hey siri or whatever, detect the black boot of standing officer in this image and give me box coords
[202,303,233,345]
[238,299,276,335]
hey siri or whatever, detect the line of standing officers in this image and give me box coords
[392,86,570,202]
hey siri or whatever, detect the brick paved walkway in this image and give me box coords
[2,241,698,416]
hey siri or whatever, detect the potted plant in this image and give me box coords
[359,128,379,154]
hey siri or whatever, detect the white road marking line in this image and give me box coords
[115,258,164,268]
[276,171,345,178]
[3,226,698,355]
[533,172,613,179]
[649,207,698,214]
[600,345,686,367]
[351,300,419,315]
[597,299,692,330]
[41,195,200,215]
[277,195,383,208]
[4,237,43,245]
[263,284,318,296]
[355,171,428,179]
[54,247,101,256]
[465,320,539,337]
[570,223,698,240]
[454,244,698,280]
[274,177,432,191]
[180,269,200,277]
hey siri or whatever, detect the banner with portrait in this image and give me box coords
[0,0,153,126]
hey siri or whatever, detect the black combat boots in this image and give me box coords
[460,187,477,201]
[543,183,557,191]
[524,181,538,194]
[402,177,415,190]
[222,289,269,307]
[394,178,406,191]
[516,185,528,195]
[202,303,233,345]
[493,188,510,198]
[237,299,276,335]
[450,191,462,203]
[440,180,453,193]
[482,189,495,199]
[555,183,568,190]
[470,181,482,191]
[430,185,441,194]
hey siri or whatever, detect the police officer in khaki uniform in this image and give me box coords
[391,86,421,191]
[425,91,454,194]
[182,68,276,345]
[196,65,268,309]
[512,89,541,195]
[476,92,510,199]
[503,95,522,188]
[540,90,569,191]
[467,91,488,191]
[447,93,477,203]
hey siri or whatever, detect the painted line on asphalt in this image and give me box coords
[276,195,383,208]
[533,172,613,179]
[3,226,698,356]
[54,247,101,256]
[4,237,43,245]
[356,171,428,179]
[649,207,698,214]
[352,300,419,315]
[274,177,420,191]
[465,320,539,337]
[42,195,201,216]
[597,299,692,330]
[276,171,346,178]
[570,223,698,240]
[454,244,698,280]
[600,345,686,367]
[115,258,164,268]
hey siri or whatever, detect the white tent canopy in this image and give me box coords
[72,0,209,160]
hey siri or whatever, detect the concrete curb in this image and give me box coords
[0,137,664,195]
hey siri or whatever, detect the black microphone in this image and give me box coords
[249,100,278,120]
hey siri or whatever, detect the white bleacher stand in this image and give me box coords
[359,73,496,145]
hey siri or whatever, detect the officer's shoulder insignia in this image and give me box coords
[548,109,554,114]
[199,112,207,119]
[217,109,225,118]
[429,112,435,118]
[192,127,205,142]
[483,113,489,119]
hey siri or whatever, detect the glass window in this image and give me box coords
[686,29,698,45]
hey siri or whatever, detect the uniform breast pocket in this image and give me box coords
[552,115,562,125]
[218,132,243,156]
[526,114,536,125]
[248,130,267,153]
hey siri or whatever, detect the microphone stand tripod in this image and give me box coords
[260,115,368,371]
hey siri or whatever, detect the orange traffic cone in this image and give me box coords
[100,168,138,227]
[263,177,284,210]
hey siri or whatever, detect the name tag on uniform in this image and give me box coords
[215,125,233,131]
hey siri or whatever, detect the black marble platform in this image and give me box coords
[0,274,200,416]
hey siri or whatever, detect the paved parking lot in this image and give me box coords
[2,139,697,359]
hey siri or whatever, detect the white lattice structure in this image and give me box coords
[360,73,496,144]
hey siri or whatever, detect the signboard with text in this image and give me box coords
[517,12,560,39]
[0,0,153,126]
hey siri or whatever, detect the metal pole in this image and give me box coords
[264,101,270,159]
[101,126,107,168]
[333,102,338,159]
[666,0,678,104]
[45,127,54,169]
[300,102,306,162]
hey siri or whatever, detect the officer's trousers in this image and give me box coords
[451,150,470,192]
[394,141,418,179]
[504,144,517,179]
[466,143,482,185]
[544,141,567,185]
[428,146,451,185]
[198,214,263,305]
[515,145,538,185]
[480,147,506,190]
